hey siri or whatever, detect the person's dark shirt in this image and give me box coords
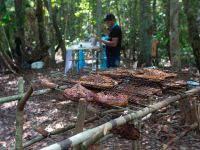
[106,24,122,57]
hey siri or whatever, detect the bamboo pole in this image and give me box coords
[22,109,124,148]
[0,85,69,104]
[81,130,104,150]
[74,98,87,134]
[15,78,33,150]
[40,87,200,150]
[15,77,24,150]
[74,98,87,150]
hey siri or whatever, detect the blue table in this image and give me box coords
[65,46,101,74]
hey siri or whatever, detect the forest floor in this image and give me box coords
[0,63,200,150]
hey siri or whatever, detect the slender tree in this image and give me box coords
[170,0,181,69]
[47,0,66,61]
[152,0,157,35]
[36,0,47,51]
[138,0,152,67]
[14,0,26,62]
[182,0,200,72]
[165,0,171,61]
[129,0,139,59]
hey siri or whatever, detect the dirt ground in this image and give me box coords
[0,63,200,150]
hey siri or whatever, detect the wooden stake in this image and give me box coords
[15,77,24,150]
[15,78,33,150]
[179,96,193,124]
[75,98,87,134]
[74,98,87,150]
[132,121,141,150]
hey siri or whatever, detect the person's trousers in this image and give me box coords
[106,55,120,68]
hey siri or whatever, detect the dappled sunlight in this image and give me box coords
[55,49,64,63]
[6,80,18,92]
[7,80,17,86]
[160,59,171,67]
[0,47,199,149]
[0,74,18,96]
[0,75,10,81]
[45,122,65,132]
[49,108,58,114]
[0,101,17,109]
[36,116,49,122]
[58,100,73,105]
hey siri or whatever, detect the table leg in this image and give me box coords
[96,49,99,72]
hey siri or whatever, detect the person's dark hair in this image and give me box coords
[104,13,116,21]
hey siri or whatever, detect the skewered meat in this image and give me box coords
[63,84,96,101]
[98,68,138,78]
[96,92,128,107]
[63,84,128,107]
[133,68,177,81]
[162,80,186,89]
[99,68,177,81]
[143,68,177,78]
[64,84,128,106]
[71,74,118,89]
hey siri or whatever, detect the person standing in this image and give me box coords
[100,13,122,68]
[151,38,159,66]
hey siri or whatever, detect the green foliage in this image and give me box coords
[0,0,198,67]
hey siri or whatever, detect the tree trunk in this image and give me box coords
[182,0,200,72]
[129,0,138,62]
[96,0,102,70]
[14,0,25,62]
[152,0,157,35]
[138,0,152,67]
[43,0,56,65]
[36,0,47,51]
[48,1,66,61]
[0,0,6,19]
[165,0,171,61]
[0,28,18,73]
[170,0,181,70]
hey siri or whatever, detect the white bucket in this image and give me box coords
[31,61,44,69]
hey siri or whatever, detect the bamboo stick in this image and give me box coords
[40,87,200,150]
[74,98,87,150]
[81,130,104,150]
[0,85,69,104]
[15,77,24,150]
[22,108,124,148]
[74,98,87,134]
[15,78,33,150]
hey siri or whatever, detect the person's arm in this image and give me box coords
[100,37,119,47]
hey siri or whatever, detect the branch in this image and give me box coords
[17,85,33,110]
